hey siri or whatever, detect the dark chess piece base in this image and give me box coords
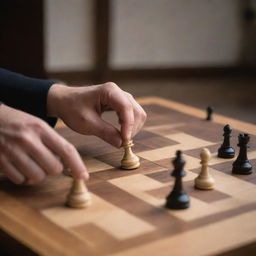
[165,192,190,210]
[218,147,235,158]
[232,161,253,175]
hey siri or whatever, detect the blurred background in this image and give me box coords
[0,0,256,123]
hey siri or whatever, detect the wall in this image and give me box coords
[44,0,94,72]
[44,0,243,72]
[110,0,242,68]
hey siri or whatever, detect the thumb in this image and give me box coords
[90,115,122,148]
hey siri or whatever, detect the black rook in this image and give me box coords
[232,134,252,175]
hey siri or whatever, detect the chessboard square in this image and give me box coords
[71,223,119,252]
[42,193,155,240]
[138,135,178,150]
[143,104,199,123]
[185,180,231,203]
[155,154,201,171]
[134,130,158,141]
[90,158,166,181]
[145,185,170,200]
[142,104,175,115]
[145,178,230,205]
[178,121,225,143]
[146,170,172,184]
[144,115,171,127]
[95,151,123,168]
[109,174,166,207]
[144,123,185,136]
[78,139,119,158]
[132,142,153,154]
[184,144,220,159]
[57,127,91,148]
[82,156,113,173]
[138,133,215,162]
[164,133,215,149]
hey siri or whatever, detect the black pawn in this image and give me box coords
[218,124,235,158]
[165,151,190,210]
[206,106,214,121]
[232,133,252,175]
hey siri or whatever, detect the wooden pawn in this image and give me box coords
[121,140,140,170]
[66,179,91,208]
[195,148,215,190]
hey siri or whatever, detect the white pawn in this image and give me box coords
[195,148,215,190]
[66,179,91,208]
[121,140,140,170]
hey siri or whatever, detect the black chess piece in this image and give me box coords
[232,133,252,175]
[206,106,214,121]
[165,151,190,210]
[218,124,235,158]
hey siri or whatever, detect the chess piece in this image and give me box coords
[165,150,190,210]
[195,148,215,190]
[206,106,214,121]
[232,133,252,175]
[218,124,235,158]
[66,179,91,208]
[121,140,140,170]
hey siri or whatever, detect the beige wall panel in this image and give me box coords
[110,0,242,68]
[44,0,94,72]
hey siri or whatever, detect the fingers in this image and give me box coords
[41,127,89,180]
[101,83,147,142]
[26,138,63,176]
[125,92,147,137]
[2,145,46,185]
[119,103,134,142]
[0,154,25,184]
[90,113,121,147]
[0,123,87,184]
[101,83,134,141]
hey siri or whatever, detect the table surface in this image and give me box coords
[0,96,256,256]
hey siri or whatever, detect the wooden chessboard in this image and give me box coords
[1,97,256,256]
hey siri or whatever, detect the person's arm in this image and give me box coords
[0,72,146,185]
[0,68,57,126]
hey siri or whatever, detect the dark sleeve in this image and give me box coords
[0,68,57,127]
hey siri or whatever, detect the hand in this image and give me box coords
[0,105,88,185]
[47,82,147,148]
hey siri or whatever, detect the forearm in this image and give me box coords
[0,68,57,126]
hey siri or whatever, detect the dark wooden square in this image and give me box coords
[211,160,256,185]
[138,136,178,150]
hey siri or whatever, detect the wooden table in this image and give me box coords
[1,97,256,256]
